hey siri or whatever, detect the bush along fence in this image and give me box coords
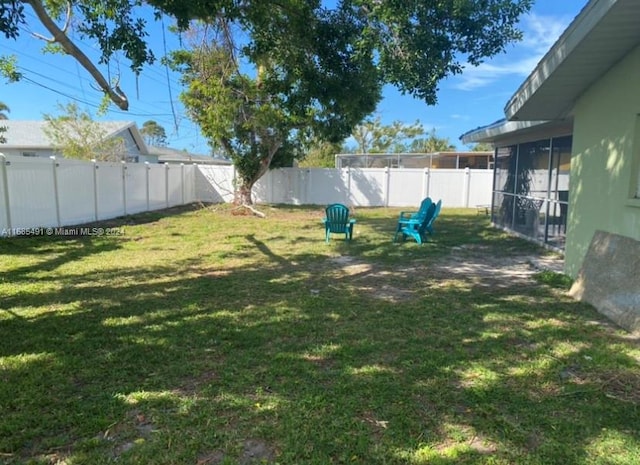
[0,154,493,236]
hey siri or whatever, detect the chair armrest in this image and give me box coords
[398,211,417,220]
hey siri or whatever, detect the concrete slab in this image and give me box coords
[569,230,640,333]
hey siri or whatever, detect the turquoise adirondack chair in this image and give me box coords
[322,203,356,243]
[425,199,442,235]
[393,197,432,242]
[394,202,437,244]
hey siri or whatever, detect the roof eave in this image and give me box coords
[505,0,640,121]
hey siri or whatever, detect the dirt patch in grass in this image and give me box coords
[325,246,565,301]
[197,439,276,465]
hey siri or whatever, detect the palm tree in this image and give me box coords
[0,102,10,120]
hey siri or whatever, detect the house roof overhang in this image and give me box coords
[505,0,640,121]
[460,119,573,145]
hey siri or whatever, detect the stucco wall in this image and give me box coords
[567,44,640,277]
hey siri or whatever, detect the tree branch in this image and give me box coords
[26,0,129,110]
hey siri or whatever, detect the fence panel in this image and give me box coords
[304,168,349,205]
[467,170,494,207]
[148,164,168,210]
[167,164,183,207]
[387,169,426,207]
[125,163,149,214]
[252,171,269,203]
[96,162,125,220]
[427,169,467,207]
[255,168,307,205]
[183,165,197,203]
[57,158,96,225]
[195,165,235,203]
[349,169,386,206]
[6,156,58,228]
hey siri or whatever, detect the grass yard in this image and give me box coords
[1,204,639,465]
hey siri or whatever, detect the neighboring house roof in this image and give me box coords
[0,120,148,155]
[147,145,232,165]
[0,121,52,149]
[506,0,640,121]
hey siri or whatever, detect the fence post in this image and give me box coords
[165,163,170,208]
[49,157,62,227]
[122,161,128,215]
[304,169,310,205]
[422,168,430,199]
[92,159,99,221]
[145,162,150,211]
[344,167,351,205]
[463,167,471,208]
[0,154,11,231]
[384,166,390,207]
[180,163,185,205]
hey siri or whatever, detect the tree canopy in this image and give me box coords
[0,101,9,143]
[0,101,10,120]
[350,117,424,154]
[43,103,126,161]
[141,120,168,147]
[1,0,533,110]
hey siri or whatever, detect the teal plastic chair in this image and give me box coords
[425,199,442,235]
[322,203,356,243]
[393,197,432,242]
[395,202,437,244]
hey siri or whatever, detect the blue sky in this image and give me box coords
[1,0,587,155]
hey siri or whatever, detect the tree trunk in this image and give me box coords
[235,181,254,206]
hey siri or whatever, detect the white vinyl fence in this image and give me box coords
[1,154,492,235]
[197,166,493,208]
[0,154,197,235]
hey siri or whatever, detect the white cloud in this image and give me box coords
[452,12,574,91]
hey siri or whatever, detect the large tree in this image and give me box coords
[171,17,380,204]
[164,1,531,204]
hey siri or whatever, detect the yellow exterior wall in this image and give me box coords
[566,44,640,277]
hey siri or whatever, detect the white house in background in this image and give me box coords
[147,145,232,165]
[0,120,158,163]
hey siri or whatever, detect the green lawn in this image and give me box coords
[1,204,638,465]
